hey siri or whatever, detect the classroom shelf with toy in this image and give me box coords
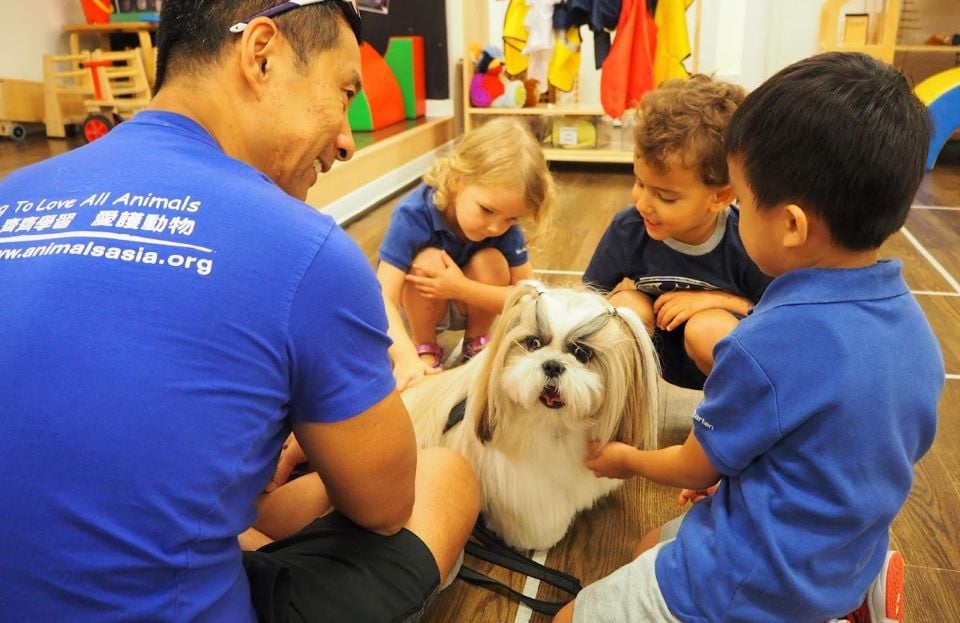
[460,0,701,165]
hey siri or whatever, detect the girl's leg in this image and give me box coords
[683,309,739,375]
[403,247,452,367]
[461,247,510,342]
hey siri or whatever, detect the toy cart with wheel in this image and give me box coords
[78,48,151,142]
[0,78,48,141]
[42,48,150,142]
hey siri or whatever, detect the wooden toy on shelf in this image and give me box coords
[0,79,49,141]
[43,48,151,142]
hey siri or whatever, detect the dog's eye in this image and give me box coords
[569,343,594,364]
[523,336,543,351]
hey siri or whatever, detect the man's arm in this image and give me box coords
[294,389,417,535]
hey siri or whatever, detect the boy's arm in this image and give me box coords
[586,431,720,490]
[652,289,753,330]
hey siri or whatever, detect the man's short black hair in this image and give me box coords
[725,52,931,251]
[154,0,362,93]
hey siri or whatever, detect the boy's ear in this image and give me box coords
[782,204,809,248]
[710,185,735,211]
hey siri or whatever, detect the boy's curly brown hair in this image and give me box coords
[634,75,746,187]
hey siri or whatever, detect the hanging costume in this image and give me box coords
[600,0,657,119]
[653,0,693,85]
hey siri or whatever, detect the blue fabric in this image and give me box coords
[655,260,943,622]
[553,0,622,68]
[0,111,395,621]
[377,183,528,271]
[583,205,771,300]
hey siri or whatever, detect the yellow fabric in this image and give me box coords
[503,0,530,76]
[548,27,582,92]
[653,0,693,86]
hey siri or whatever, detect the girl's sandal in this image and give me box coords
[416,343,444,369]
[461,335,490,361]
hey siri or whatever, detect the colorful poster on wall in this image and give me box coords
[359,0,389,15]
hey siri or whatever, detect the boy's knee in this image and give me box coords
[609,290,655,333]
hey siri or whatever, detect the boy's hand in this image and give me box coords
[585,440,639,479]
[678,482,720,506]
[405,251,466,300]
[652,291,719,331]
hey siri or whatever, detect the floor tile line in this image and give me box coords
[912,204,960,211]
[513,549,549,623]
[900,227,960,294]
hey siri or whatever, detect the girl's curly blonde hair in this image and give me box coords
[634,74,746,187]
[423,117,556,240]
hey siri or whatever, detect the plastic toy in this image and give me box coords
[347,42,406,131]
[915,67,960,170]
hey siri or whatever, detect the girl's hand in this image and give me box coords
[405,251,466,300]
[584,440,639,480]
[652,291,718,331]
[677,482,720,506]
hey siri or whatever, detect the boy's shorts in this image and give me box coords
[572,515,686,623]
[654,327,707,390]
[242,511,440,623]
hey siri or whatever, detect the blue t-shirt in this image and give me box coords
[377,183,529,271]
[656,260,942,622]
[0,111,395,621]
[583,205,771,301]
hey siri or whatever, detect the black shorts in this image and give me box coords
[653,327,707,390]
[242,512,440,623]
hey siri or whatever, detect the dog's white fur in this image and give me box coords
[403,281,660,550]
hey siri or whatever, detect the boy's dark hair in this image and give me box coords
[725,52,931,251]
[634,74,746,187]
[154,0,362,93]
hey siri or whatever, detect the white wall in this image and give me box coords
[0,0,85,82]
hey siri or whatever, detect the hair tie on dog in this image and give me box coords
[607,307,618,317]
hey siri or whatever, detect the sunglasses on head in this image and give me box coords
[229,0,361,34]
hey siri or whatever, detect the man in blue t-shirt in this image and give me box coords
[558,53,942,622]
[0,2,479,622]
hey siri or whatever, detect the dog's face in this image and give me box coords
[469,281,660,451]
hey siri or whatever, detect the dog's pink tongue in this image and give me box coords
[542,388,564,407]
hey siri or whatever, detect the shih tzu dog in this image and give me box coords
[403,281,660,550]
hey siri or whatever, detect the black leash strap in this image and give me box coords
[456,522,582,616]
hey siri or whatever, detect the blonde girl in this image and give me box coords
[377,117,555,390]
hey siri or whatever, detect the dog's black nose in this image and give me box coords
[542,360,564,378]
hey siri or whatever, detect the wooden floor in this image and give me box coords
[3,135,958,621]
[346,150,960,622]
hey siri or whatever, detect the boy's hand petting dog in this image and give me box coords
[264,433,307,493]
[585,440,639,480]
[405,250,467,300]
[678,482,720,506]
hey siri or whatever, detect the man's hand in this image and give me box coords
[405,250,467,300]
[264,433,306,493]
[584,440,640,480]
[392,354,442,392]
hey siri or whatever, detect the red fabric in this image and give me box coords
[600,0,657,119]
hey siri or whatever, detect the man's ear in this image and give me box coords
[782,203,809,248]
[237,17,283,95]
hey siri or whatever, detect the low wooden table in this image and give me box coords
[61,22,158,88]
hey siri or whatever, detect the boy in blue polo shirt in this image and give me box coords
[557,52,943,623]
